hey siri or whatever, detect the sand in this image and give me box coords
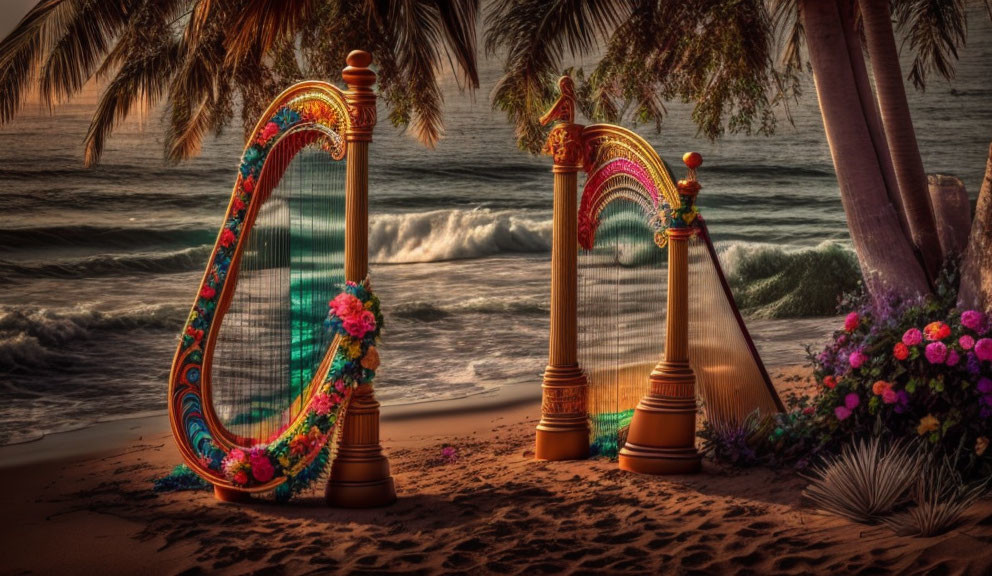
[2,366,992,575]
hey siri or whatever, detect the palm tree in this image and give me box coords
[487,0,990,302]
[0,0,480,166]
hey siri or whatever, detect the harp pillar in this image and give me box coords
[535,77,590,461]
[618,153,703,475]
[326,50,397,508]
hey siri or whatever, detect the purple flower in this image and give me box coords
[844,393,860,410]
[902,328,923,346]
[961,310,987,333]
[967,352,982,375]
[894,390,911,414]
[978,378,992,395]
[849,350,867,369]
[925,341,948,364]
[975,338,992,362]
[835,406,852,421]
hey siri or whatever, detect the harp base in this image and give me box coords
[325,476,396,508]
[535,365,589,461]
[618,365,701,475]
[213,485,251,503]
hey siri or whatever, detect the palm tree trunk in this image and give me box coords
[800,0,930,299]
[927,174,971,260]
[959,143,992,312]
[859,0,943,282]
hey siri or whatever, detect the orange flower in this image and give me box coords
[872,380,892,396]
[893,342,909,360]
[823,375,837,389]
[923,321,951,341]
[361,345,380,371]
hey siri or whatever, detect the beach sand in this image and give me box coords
[2,366,991,575]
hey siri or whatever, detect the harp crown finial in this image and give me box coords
[679,152,702,196]
[540,75,576,127]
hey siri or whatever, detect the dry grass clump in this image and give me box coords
[885,454,988,537]
[803,437,923,524]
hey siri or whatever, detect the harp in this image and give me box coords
[535,76,783,467]
[168,52,395,504]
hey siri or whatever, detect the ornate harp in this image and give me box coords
[168,51,394,503]
[535,76,783,465]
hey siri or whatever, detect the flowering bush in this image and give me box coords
[809,293,991,476]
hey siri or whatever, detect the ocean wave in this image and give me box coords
[0,246,213,279]
[0,303,185,373]
[369,209,552,263]
[390,296,549,322]
[720,241,863,319]
[0,224,218,251]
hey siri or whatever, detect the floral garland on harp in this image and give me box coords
[218,281,383,500]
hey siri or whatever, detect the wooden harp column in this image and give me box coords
[618,154,704,475]
[534,77,590,460]
[325,50,397,507]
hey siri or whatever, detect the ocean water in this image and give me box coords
[1,33,990,446]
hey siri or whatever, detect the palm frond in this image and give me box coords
[894,0,968,90]
[486,0,629,152]
[37,0,132,110]
[83,35,181,166]
[224,0,313,68]
[0,0,78,123]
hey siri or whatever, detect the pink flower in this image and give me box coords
[845,393,860,410]
[835,406,852,421]
[893,342,909,360]
[342,309,376,339]
[200,285,216,299]
[925,341,948,364]
[902,328,923,346]
[946,350,961,367]
[849,350,867,369]
[334,379,347,394]
[976,338,992,362]
[329,293,363,319]
[924,321,951,341]
[961,310,987,333]
[249,453,275,483]
[960,335,975,350]
[312,392,333,416]
[844,312,860,332]
[881,388,898,404]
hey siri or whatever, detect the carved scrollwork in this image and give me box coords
[542,123,584,168]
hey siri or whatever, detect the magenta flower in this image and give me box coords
[312,392,333,416]
[925,341,948,364]
[959,335,975,350]
[249,452,275,483]
[976,338,992,362]
[848,350,867,369]
[844,312,860,332]
[834,406,852,421]
[961,310,987,333]
[946,349,961,367]
[902,328,923,346]
[845,393,860,410]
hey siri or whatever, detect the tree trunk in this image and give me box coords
[959,143,992,312]
[860,0,943,282]
[800,0,930,300]
[927,174,971,260]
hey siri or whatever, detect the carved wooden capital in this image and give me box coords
[543,123,584,170]
[342,50,377,142]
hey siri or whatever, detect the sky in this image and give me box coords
[1,0,36,39]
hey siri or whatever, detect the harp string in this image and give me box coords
[578,196,667,457]
[211,136,346,445]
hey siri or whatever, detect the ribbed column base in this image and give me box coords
[535,364,589,460]
[618,363,700,475]
[325,384,397,507]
